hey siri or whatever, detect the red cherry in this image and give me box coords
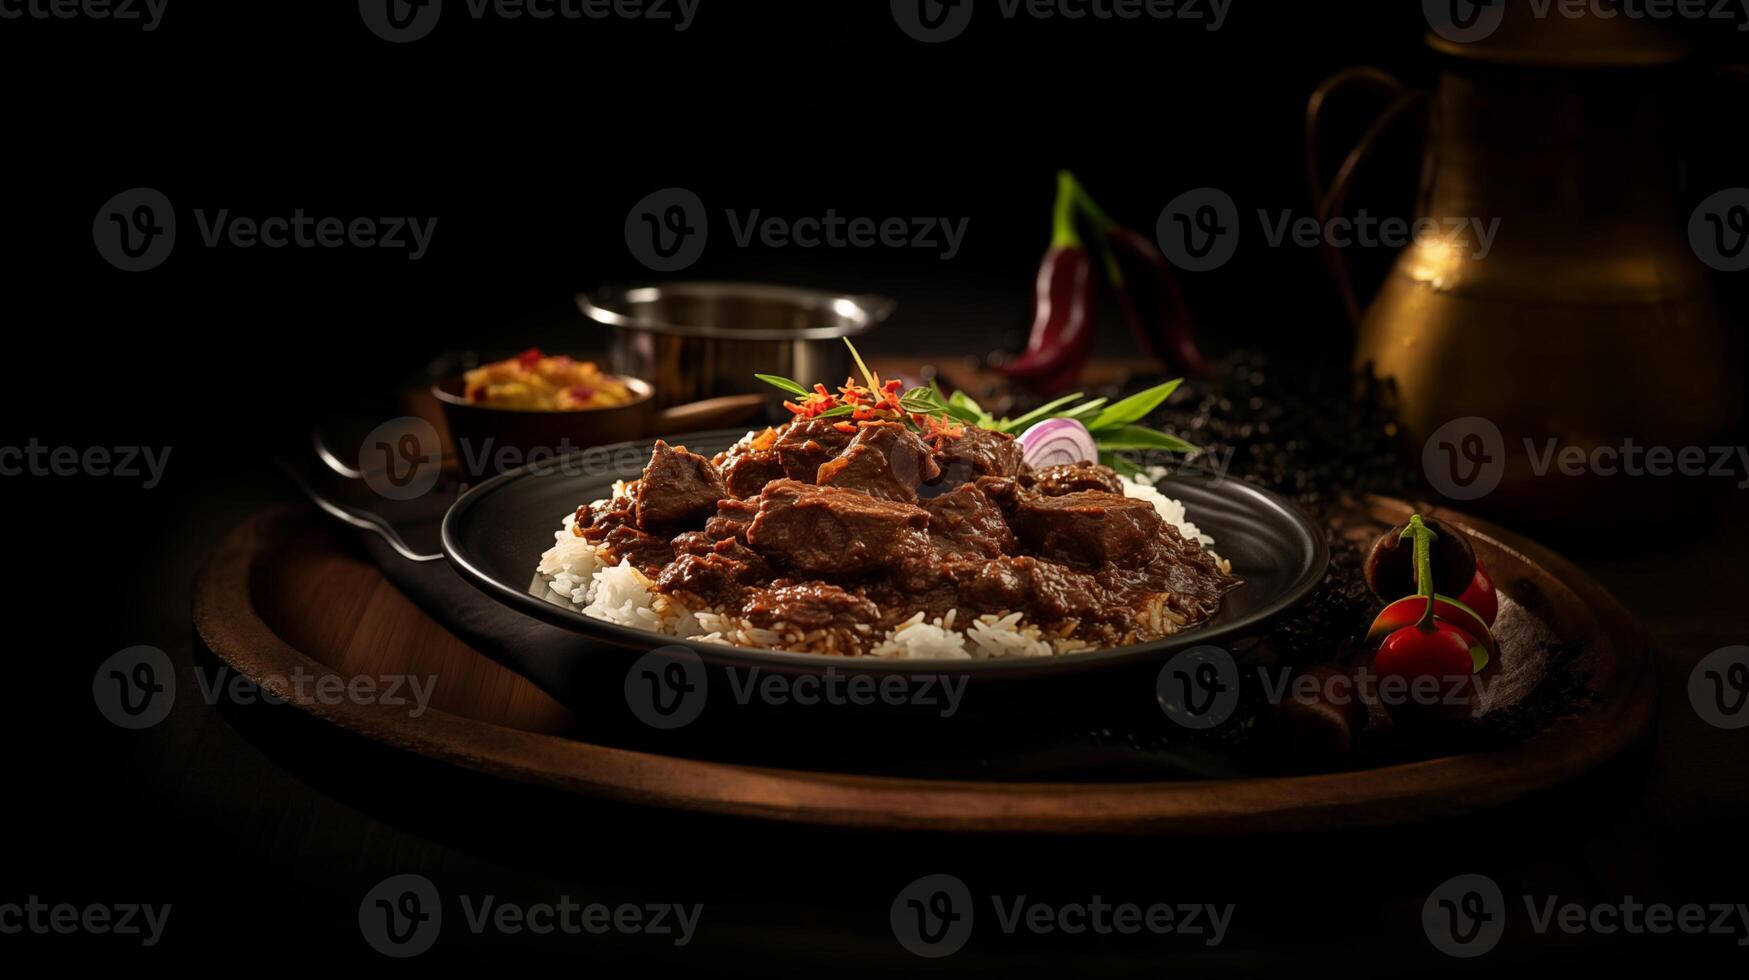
[1457,566,1498,627]
[1373,620,1476,724]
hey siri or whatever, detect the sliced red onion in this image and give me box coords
[1019,418,1097,468]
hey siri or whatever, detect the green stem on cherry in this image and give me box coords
[1401,514,1439,631]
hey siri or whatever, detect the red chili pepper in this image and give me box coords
[998,172,1099,394]
[1070,177,1205,375]
[1104,224,1204,375]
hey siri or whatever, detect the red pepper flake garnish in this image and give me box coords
[516,347,544,368]
[915,413,966,448]
[782,384,842,419]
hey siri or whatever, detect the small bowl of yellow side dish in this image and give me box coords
[433,349,766,478]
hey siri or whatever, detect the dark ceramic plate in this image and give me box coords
[443,430,1328,680]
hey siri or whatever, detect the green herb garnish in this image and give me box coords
[753,339,1199,463]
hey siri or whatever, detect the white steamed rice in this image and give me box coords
[535,472,1222,659]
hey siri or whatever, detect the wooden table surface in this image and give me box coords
[26,439,1749,972]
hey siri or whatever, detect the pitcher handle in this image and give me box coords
[1306,68,1429,327]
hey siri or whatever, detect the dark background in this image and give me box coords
[5,1,1749,973]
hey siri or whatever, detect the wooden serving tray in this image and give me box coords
[192,500,1654,835]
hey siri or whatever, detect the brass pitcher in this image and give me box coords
[1309,13,1740,528]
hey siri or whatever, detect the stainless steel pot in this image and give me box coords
[576,282,895,409]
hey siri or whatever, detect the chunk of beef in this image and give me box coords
[1004,490,1167,569]
[670,530,713,558]
[951,556,1107,625]
[1098,522,1239,608]
[745,479,932,576]
[773,418,854,482]
[657,550,768,608]
[816,421,941,502]
[923,483,1015,558]
[1026,460,1126,496]
[721,449,785,498]
[633,440,727,532]
[600,525,676,575]
[741,583,881,632]
[576,487,637,542]
[704,497,760,546]
[930,425,1027,487]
